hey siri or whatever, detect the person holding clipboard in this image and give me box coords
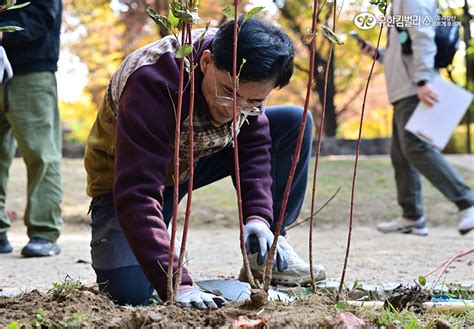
[354,0,474,236]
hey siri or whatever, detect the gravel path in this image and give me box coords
[1,224,472,295]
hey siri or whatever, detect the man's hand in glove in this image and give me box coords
[177,285,227,309]
[244,216,288,272]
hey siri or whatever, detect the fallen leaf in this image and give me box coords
[231,315,267,328]
[335,312,366,329]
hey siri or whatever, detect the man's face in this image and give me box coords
[200,50,275,125]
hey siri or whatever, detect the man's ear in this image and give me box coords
[200,50,212,74]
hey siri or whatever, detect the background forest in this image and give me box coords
[57,0,474,152]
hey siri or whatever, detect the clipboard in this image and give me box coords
[405,76,473,150]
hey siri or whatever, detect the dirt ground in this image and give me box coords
[1,223,473,328]
[1,156,473,327]
[0,288,401,328]
[1,224,473,294]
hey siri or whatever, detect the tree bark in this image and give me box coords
[314,51,337,137]
[280,5,338,137]
[463,0,472,153]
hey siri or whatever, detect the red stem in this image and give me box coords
[232,2,256,288]
[337,11,386,299]
[174,24,195,296]
[263,0,319,291]
[309,0,334,292]
[167,24,188,303]
[430,248,474,289]
[424,260,448,278]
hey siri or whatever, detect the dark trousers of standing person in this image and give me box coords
[88,105,313,305]
[391,95,474,220]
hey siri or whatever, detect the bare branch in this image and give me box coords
[337,4,387,300]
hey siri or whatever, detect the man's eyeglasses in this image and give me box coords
[213,65,265,117]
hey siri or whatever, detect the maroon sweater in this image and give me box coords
[100,32,275,300]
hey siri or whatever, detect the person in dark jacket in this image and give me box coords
[0,0,63,256]
[84,17,327,308]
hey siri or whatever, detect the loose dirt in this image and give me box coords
[1,287,344,328]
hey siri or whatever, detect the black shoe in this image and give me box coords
[21,237,61,257]
[0,237,13,253]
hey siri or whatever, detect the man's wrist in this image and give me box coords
[246,215,270,228]
[179,285,194,293]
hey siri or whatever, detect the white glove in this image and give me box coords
[177,286,227,309]
[0,46,13,82]
[244,218,288,271]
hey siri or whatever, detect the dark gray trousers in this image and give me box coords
[391,95,474,220]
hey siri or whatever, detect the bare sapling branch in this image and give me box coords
[174,23,196,297]
[337,2,388,300]
[263,0,320,291]
[309,0,336,292]
[430,248,474,289]
[231,0,257,289]
[167,23,188,304]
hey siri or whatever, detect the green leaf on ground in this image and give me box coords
[6,322,19,329]
[335,301,350,311]
[418,276,426,286]
[351,280,362,291]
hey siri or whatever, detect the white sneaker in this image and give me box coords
[377,216,429,236]
[459,206,474,235]
[239,235,327,286]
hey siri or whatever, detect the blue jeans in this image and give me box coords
[90,105,313,305]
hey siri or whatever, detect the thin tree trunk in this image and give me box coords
[463,0,472,153]
[314,53,337,137]
[281,5,339,137]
